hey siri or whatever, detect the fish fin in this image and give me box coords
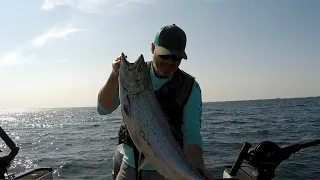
[169,125,183,142]
[123,103,130,117]
[133,147,147,180]
[137,153,148,171]
[196,167,210,180]
[122,94,131,117]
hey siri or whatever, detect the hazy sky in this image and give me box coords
[0,0,319,109]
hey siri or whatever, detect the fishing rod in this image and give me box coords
[0,127,20,179]
[0,127,17,151]
[224,139,320,180]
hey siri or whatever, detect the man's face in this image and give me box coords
[151,43,182,78]
[152,52,182,78]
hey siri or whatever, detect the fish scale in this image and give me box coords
[119,52,208,180]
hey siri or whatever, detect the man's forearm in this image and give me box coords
[98,71,119,109]
[184,144,206,169]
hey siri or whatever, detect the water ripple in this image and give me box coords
[0,97,319,179]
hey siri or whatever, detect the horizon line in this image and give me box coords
[1,95,319,110]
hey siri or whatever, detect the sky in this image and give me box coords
[0,0,319,109]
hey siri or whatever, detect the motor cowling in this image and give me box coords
[246,141,280,180]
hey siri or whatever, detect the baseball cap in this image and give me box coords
[153,24,187,60]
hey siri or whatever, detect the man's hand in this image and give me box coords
[112,56,121,76]
[201,167,214,180]
[184,144,214,180]
[112,54,127,76]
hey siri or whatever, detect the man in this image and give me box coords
[97,24,214,180]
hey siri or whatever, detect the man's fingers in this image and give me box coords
[112,54,127,73]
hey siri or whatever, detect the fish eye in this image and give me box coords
[137,65,142,72]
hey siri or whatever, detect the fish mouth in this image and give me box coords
[121,53,145,71]
[119,53,147,95]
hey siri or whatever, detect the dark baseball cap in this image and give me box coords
[153,24,187,60]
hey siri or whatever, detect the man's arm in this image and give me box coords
[181,80,206,169]
[97,71,120,115]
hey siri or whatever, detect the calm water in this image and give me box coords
[0,97,319,180]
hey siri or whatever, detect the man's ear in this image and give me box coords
[151,43,155,53]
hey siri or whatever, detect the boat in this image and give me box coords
[1,126,319,180]
[0,127,53,180]
[6,167,53,180]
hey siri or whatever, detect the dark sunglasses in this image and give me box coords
[159,55,182,61]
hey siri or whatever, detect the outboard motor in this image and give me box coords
[223,139,320,180]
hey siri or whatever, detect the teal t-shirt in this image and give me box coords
[97,62,203,170]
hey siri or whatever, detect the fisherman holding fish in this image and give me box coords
[97,24,214,180]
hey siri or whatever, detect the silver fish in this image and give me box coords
[118,52,208,180]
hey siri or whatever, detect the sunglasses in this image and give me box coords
[159,55,182,61]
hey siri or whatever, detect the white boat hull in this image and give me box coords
[7,167,53,180]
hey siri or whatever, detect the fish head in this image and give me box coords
[119,53,149,95]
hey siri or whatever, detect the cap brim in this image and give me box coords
[169,49,187,60]
[154,45,187,60]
